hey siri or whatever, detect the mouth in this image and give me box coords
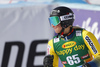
[53,27,57,29]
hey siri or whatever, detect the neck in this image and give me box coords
[64,26,71,34]
[57,26,72,37]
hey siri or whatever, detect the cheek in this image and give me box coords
[55,26,62,33]
[58,26,62,31]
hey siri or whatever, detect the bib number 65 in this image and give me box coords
[66,54,80,65]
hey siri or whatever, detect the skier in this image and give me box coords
[43,6,100,67]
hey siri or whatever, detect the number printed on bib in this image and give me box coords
[66,54,80,65]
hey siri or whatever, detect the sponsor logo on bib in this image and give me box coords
[62,41,76,48]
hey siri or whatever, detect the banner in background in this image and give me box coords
[0,4,57,67]
[72,8,100,43]
[86,0,100,5]
[53,0,87,4]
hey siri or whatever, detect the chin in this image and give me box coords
[55,31,60,34]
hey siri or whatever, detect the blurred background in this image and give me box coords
[0,0,100,67]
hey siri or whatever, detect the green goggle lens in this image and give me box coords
[49,16,60,26]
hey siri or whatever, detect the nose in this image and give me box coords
[51,24,55,28]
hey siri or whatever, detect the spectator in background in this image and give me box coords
[86,0,100,5]
[43,6,100,67]
[53,0,100,5]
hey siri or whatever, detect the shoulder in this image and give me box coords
[48,39,53,45]
[73,26,91,35]
[82,29,93,37]
[48,35,59,45]
[73,26,84,36]
[73,26,84,30]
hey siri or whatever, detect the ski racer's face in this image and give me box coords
[49,16,62,33]
[51,24,62,33]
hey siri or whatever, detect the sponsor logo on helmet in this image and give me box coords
[60,13,74,21]
[62,41,76,48]
[51,10,60,14]
[85,36,97,54]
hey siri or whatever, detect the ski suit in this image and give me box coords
[47,28,100,67]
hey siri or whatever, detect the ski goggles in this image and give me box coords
[49,16,60,26]
[49,13,74,26]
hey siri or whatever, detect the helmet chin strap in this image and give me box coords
[57,26,65,38]
[57,27,64,38]
[57,26,72,38]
